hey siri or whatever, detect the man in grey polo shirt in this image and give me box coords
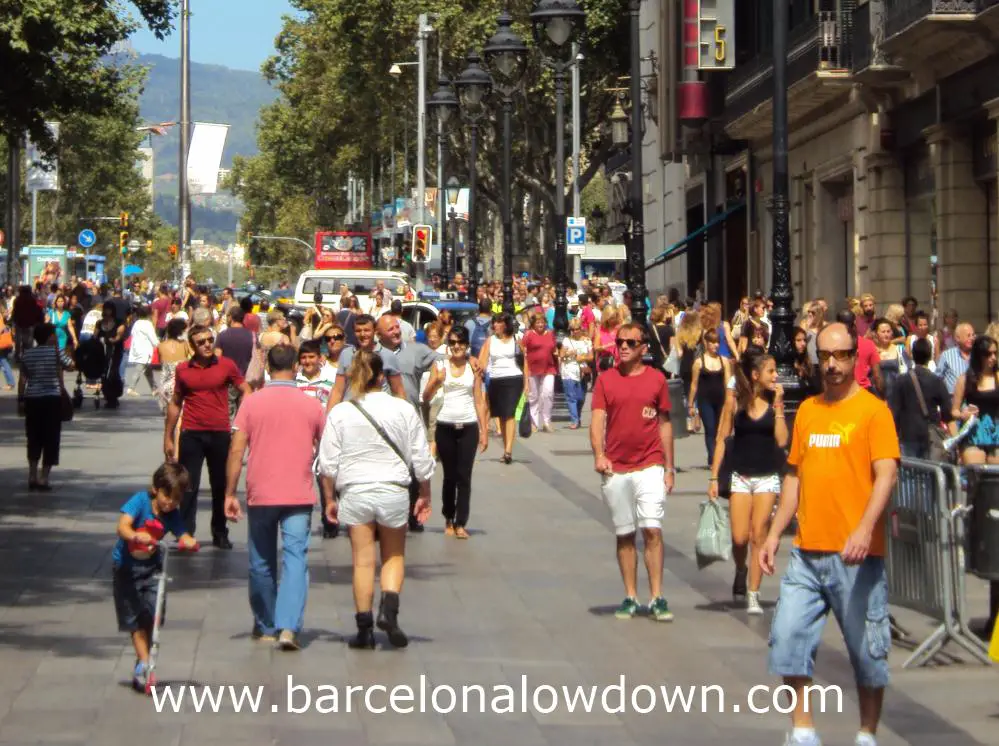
[376,313,443,531]
[325,314,407,411]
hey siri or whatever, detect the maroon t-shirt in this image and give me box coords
[523,330,557,376]
[175,356,245,431]
[151,297,171,330]
[592,366,671,473]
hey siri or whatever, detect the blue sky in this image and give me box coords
[130,0,300,72]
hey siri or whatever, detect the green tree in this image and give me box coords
[230,0,630,269]
[1,0,174,149]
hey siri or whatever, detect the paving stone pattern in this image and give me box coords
[0,393,996,746]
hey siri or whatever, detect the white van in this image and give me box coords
[293,269,410,313]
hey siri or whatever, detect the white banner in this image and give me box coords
[186,122,229,195]
[25,122,60,192]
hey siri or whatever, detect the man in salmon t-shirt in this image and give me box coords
[760,322,899,746]
[590,322,676,623]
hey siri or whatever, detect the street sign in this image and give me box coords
[697,0,736,70]
[78,229,96,248]
[566,216,586,256]
[128,239,141,253]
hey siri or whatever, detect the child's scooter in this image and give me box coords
[137,523,199,695]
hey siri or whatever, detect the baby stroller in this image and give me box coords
[74,337,110,409]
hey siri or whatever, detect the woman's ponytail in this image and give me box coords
[348,349,384,400]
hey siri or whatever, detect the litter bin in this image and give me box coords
[965,466,999,580]
[668,378,689,439]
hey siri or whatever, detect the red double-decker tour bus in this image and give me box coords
[314,231,374,269]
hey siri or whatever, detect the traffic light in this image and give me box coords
[169,243,178,258]
[145,239,153,253]
[119,231,129,255]
[119,211,129,229]
[412,224,432,263]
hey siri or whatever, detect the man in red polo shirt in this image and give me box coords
[165,324,252,549]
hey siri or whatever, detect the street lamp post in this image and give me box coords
[626,0,648,327]
[769,0,802,419]
[453,53,493,300]
[483,10,529,316]
[427,76,460,287]
[446,176,462,284]
[531,0,585,337]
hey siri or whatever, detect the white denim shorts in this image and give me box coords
[600,465,666,535]
[338,485,410,529]
[730,472,781,495]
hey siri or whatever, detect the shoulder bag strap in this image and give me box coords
[350,400,415,478]
[909,370,930,419]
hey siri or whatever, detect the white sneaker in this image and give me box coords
[747,590,764,615]
[854,732,877,746]
[783,731,822,746]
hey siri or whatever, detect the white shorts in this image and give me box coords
[729,472,781,495]
[600,465,666,536]
[338,485,410,529]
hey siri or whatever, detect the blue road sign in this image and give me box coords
[566,217,586,255]
[78,229,96,248]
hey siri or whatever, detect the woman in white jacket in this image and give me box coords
[318,349,434,649]
[124,305,160,396]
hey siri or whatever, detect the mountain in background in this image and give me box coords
[136,53,276,242]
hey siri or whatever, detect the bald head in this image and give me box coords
[376,313,402,349]
[817,322,854,351]
[955,322,975,352]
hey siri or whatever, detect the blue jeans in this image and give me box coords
[563,378,585,425]
[247,506,312,636]
[768,548,890,688]
[0,355,14,387]
[697,398,722,466]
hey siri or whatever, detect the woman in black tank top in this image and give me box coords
[708,346,789,615]
[953,335,999,464]
[687,328,732,467]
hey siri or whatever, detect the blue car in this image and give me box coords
[401,292,481,343]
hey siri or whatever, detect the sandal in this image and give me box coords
[454,527,470,540]
[502,453,512,464]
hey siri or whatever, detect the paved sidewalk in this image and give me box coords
[0,392,995,746]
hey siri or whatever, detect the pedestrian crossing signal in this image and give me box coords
[413,225,432,263]
[119,231,129,255]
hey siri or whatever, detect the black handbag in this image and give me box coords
[350,401,418,490]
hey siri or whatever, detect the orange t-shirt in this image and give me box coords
[787,388,900,557]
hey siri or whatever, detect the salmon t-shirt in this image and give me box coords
[787,388,900,556]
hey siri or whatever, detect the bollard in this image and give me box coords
[668,378,689,439]
[964,467,999,580]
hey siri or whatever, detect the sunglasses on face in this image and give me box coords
[817,349,855,362]
[192,337,214,347]
[327,334,345,342]
[615,338,642,349]
[449,339,466,347]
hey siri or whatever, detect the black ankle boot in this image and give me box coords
[348,611,375,649]
[732,567,748,599]
[376,592,409,648]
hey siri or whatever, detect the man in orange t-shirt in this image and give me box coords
[760,322,899,746]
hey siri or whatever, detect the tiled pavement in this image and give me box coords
[0,390,997,746]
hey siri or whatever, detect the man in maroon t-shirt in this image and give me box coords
[837,309,882,394]
[151,283,172,339]
[590,322,676,623]
[165,324,252,549]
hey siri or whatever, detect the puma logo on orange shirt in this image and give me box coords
[807,422,855,448]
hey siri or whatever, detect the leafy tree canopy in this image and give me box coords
[1,0,174,149]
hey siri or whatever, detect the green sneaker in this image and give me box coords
[614,597,641,619]
[649,596,674,622]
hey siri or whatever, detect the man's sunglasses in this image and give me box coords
[326,334,345,342]
[448,339,467,346]
[615,338,642,349]
[817,349,856,362]
[192,336,214,347]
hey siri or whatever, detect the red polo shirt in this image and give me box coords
[175,356,245,431]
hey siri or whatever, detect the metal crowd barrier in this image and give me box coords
[885,458,992,668]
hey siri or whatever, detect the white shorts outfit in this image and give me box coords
[337,484,410,529]
[600,465,666,535]
[729,472,781,495]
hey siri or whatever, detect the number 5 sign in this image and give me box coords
[697,0,735,71]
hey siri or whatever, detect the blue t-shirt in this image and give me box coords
[112,491,187,568]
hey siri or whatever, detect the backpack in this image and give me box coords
[469,316,491,357]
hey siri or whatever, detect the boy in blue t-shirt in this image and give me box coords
[113,462,197,691]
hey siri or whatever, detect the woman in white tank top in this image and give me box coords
[423,326,488,538]
[476,312,523,463]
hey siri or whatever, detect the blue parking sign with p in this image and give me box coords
[566,217,586,247]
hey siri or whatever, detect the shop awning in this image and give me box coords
[645,200,746,270]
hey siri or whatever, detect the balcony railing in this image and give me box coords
[884,0,978,39]
[725,11,850,126]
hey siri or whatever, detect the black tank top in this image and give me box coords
[967,382,999,420]
[697,356,726,406]
[729,403,781,476]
